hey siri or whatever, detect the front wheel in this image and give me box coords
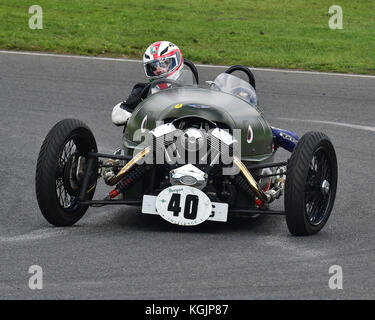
[284,131,337,236]
[35,119,98,226]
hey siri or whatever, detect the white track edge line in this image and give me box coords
[275,117,375,132]
[1,50,375,79]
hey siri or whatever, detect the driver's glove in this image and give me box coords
[111,101,132,126]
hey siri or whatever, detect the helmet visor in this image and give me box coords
[145,57,177,78]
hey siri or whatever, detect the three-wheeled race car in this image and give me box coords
[35,63,337,236]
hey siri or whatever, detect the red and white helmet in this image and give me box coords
[143,41,183,81]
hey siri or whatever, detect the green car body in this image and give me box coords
[123,86,274,164]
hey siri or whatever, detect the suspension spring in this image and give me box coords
[233,174,264,207]
[117,165,147,193]
[233,174,256,198]
[108,165,147,198]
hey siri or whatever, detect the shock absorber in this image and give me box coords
[232,167,286,207]
[107,165,147,199]
[232,174,265,208]
[233,174,257,199]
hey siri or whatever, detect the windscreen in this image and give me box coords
[209,73,258,108]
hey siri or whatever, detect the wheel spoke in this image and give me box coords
[308,195,323,223]
[55,138,79,210]
[321,156,329,180]
[304,148,334,226]
[305,188,318,202]
[315,152,324,180]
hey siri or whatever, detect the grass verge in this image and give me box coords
[1,0,374,74]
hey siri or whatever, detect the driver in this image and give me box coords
[111,41,184,126]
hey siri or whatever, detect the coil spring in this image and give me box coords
[116,165,147,193]
[233,174,256,198]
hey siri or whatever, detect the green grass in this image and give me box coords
[1,0,374,74]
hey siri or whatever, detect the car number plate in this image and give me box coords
[142,186,228,225]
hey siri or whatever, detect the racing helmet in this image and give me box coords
[143,41,184,81]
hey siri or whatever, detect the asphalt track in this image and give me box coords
[0,51,374,299]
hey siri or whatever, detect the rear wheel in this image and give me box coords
[285,131,337,236]
[35,119,98,226]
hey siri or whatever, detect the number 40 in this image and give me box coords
[167,194,199,220]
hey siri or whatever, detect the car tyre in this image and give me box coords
[285,131,337,236]
[35,119,97,226]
